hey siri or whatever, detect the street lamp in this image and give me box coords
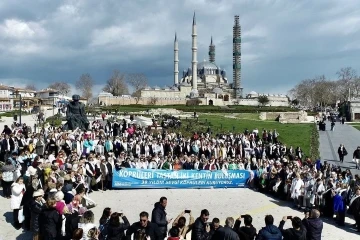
[10,89,22,125]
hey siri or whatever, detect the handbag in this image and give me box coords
[91,177,97,186]
[18,208,24,223]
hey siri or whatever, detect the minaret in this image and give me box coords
[233,15,242,98]
[209,36,215,63]
[191,12,198,96]
[174,32,179,85]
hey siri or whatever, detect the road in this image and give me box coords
[319,121,360,175]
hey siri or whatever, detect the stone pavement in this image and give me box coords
[319,121,360,174]
[0,188,359,239]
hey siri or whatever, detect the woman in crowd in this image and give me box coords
[106,212,130,240]
[1,159,15,198]
[11,176,26,229]
[30,189,46,240]
[40,197,61,240]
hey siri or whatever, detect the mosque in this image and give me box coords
[98,13,289,107]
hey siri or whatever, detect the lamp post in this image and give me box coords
[10,90,22,125]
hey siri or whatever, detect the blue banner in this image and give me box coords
[112,168,251,189]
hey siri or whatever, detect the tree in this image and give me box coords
[76,73,94,100]
[48,82,71,96]
[127,73,148,104]
[103,70,129,96]
[291,99,299,106]
[25,84,37,91]
[148,97,158,105]
[258,95,269,106]
[336,67,357,101]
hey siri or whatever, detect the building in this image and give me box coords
[98,13,289,107]
[36,88,88,106]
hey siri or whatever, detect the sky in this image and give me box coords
[0,0,359,96]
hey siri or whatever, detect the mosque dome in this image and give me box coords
[212,87,223,94]
[197,60,218,70]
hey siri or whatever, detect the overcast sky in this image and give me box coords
[0,0,359,96]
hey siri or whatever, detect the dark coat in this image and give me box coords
[65,212,81,239]
[151,202,168,236]
[278,221,306,240]
[255,225,282,240]
[191,217,211,240]
[30,200,45,233]
[302,218,323,240]
[107,216,130,240]
[40,207,61,238]
[211,226,239,240]
[234,219,256,240]
[126,221,162,240]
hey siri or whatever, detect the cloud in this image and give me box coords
[0,0,359,96]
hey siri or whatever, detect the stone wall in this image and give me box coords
[98,96,187,106]
[259,111,308,123]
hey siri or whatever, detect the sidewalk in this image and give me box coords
[318,121,360,174]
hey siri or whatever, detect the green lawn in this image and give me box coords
[178,115,314,158]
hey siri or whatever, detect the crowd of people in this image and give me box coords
[0,113,360,240]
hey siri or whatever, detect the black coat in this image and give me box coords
[278,221,306,240]
[234,219,256,240]
[302,218,323,240]
[30,200,45,233]
[151,202,168,236]
[126,221,162,240]
[65,212,81,239]
[107,216,130,240]
[191,217,211,240]
[40,207,61,238]
[211,226,239,240]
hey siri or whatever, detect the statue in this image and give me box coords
[64,95,89,131]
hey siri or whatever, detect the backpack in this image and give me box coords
[99,220,109,240]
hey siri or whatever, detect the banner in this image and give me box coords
[112,168,251,189]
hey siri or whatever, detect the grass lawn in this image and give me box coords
[179,115,314,157]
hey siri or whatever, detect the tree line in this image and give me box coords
[25,70,148,101]
[289,67,359,109]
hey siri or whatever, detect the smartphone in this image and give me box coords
[240,215,246,218]
[287,216,292,219]
[185,210,191,214]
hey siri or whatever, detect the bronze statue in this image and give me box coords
[65,95,89,131]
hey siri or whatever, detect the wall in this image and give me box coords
[259,111,308,123]
[235,99,289,107]
[350,100,360,121]
[98,96,187,106]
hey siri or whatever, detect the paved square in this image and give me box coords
[0,188,359,239]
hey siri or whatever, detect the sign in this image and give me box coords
[112,168,251,189]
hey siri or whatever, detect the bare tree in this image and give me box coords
[48,82,71,96]
[127,73,148,104]
[103,70,129,96]
[148,97,158,105]
[25,84,37,91]
[76,73,94,99]
[336,67,357,101]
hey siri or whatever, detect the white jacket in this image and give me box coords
[11,182,25,210]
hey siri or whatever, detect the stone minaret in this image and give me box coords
[191,12,198,94]
[233,15,242,98]
[209,36,215,63]
[174,32,179,85]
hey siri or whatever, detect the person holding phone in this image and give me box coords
[151,197,171,239]
[191,209,211,240]
[234,214,257,240]
[172,210,195,239]
[278,216,306,240]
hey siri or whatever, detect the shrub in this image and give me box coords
[186,99,202,106]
